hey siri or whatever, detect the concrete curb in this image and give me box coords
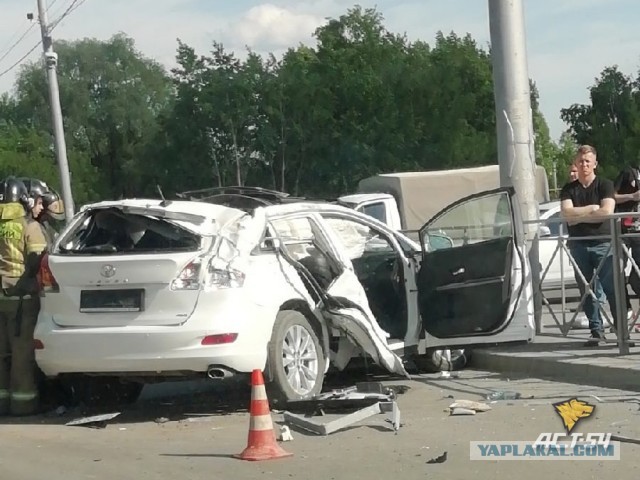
[469,346,640,393]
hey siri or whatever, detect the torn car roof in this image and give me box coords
[79,199,247,237]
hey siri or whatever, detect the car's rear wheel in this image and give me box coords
[415,348,470,373]
[266,310,325,405]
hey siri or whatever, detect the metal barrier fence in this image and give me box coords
[527,211,640,355]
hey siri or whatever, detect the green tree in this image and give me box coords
[561,66,640,179]
[11,33,172,199]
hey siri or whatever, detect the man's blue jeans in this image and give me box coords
[569,240,619,335]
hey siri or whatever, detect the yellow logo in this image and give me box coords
[553,398,595,434]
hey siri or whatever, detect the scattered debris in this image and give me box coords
[485,391,526,401]
[448,400,492,412]
[154,417,170,424]
[283,382,401,435]
[590,396,640,404]
[450,407,476,416]
[181,416,218,423]
[611,434,640,445]
[66,412,121,428]
[279,425,293,442]
[426,452,447,464]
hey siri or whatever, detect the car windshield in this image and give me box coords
[55,207,203,254]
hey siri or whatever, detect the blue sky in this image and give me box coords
[1,0,639,141]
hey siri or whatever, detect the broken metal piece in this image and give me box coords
[282,382,401,435]
[283,401,400,436]
[65,412,121,427]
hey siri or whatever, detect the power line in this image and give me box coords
[0,0,61,69]
[0,41,42,79]
[0,23,37,65]
[0,0,88,81]
[50,0,87,32]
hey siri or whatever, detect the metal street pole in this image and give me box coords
[488,0,542,324]
[36,0,75,223]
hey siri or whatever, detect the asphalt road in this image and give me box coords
[1,369,640,479]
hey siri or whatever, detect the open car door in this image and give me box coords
[269,214,408,379]
[417,187,535,348]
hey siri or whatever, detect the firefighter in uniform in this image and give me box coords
[0,177,48,416]
[17,178,66,408]
[18,177,64,243]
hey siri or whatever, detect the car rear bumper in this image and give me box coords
[34,304,275,377]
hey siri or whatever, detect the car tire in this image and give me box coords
[266,310,326,406]
[415,348,471,373]
[61,376,144,407]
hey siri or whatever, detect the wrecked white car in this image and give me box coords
[34,187,535,405]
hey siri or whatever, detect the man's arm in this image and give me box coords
[615,191,640,203]
[613,168,640,203]
[578,197,616,223]
[560,199,599,218]
[23,221,47,275]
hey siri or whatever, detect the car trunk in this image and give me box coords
[44,205,212,328]
[46,252,203,328]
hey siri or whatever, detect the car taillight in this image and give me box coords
[37,253,59,294]
[201,333,238,345]
[170,259,202,290]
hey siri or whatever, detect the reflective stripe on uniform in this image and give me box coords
[0,295,32,301]
[11,391,38,401]
[26,243,46,254]
[0,389,9,399]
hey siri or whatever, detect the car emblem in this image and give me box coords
[100,264,116,278]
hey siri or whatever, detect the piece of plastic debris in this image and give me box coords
[279,425,293,442]
[154,417,170,424]
[182,416,218,423]
[427,452,447,464]
[450,407,476,416]
[485,391,522,401]
[65,412,121,427]
[449,400,492,412]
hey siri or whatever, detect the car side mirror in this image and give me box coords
[539,225,551,238]
[427,233,454,251]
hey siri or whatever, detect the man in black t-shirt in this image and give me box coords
[614,165,640,331]
[560,145,619,346]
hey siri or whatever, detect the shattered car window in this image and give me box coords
[270,216,342,290]
[56,208,202,254]
[322,217,395,260]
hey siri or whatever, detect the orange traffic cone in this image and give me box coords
[234,369,293,461]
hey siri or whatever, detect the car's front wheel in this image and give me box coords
[266,310,325,405]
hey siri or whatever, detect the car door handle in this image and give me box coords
[452,267,465,276]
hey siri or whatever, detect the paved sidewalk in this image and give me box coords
[470,331,640,392]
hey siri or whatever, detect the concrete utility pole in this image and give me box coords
[488,0,541,325]
[36,0,75,223]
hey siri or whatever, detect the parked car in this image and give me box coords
[538,201,577,290]
[35,187,535,405]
